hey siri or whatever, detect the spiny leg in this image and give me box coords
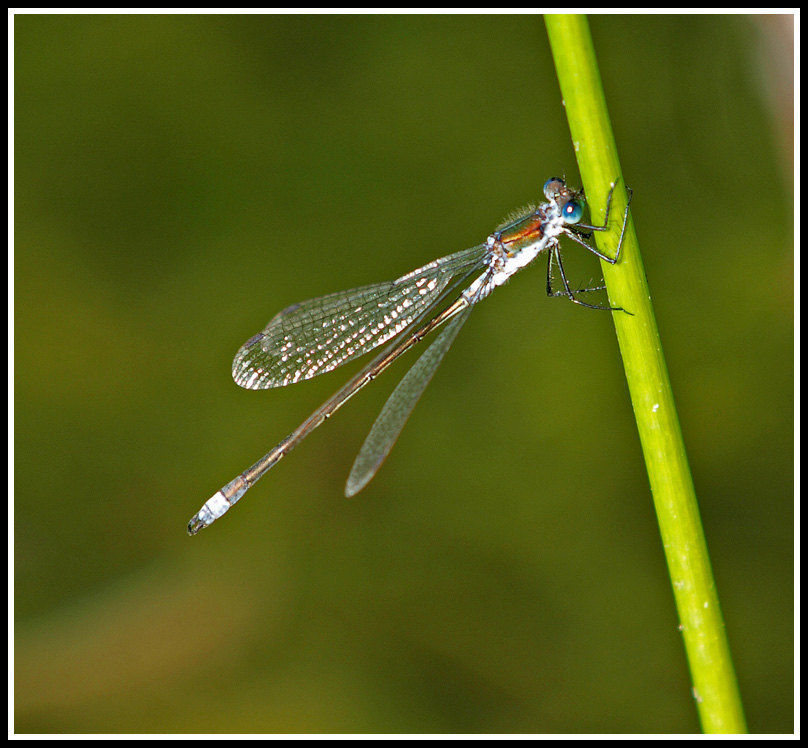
[566,182,633,265]
[545,244,621,311]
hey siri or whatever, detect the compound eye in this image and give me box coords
[561,198,584,224]
[543,177,565,200]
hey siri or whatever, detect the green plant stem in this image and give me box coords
[544,14,746,734]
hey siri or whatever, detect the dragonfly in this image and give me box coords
[188,177,632,535]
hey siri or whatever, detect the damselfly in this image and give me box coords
[188,178,631,535]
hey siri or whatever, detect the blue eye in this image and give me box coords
[544,177,564,199]
[561,199,584,224]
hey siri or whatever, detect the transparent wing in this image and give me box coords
[345,298,475,497]
[232,245,488,389]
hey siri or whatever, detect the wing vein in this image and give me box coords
[232,245,487,389]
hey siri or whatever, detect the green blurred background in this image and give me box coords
[14,14,793,734]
